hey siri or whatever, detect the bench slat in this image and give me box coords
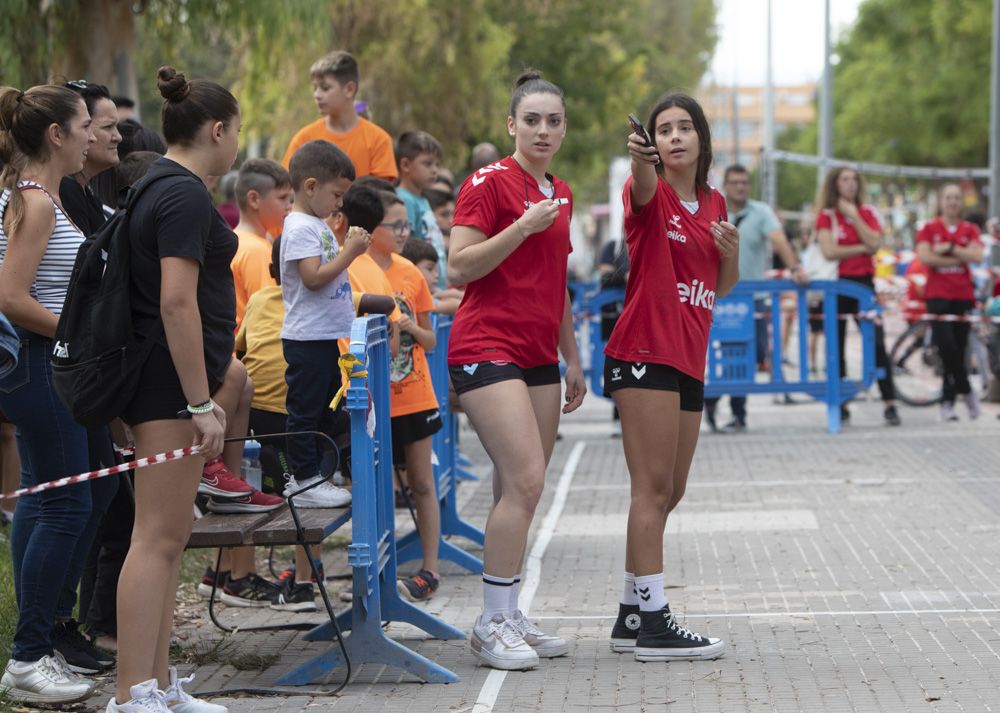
[251,506,352,546]
[187,510,282,548]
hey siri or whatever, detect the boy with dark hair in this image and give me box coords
[281,141,368,505]
[281,51,397,181]
[401,238,462,315]
[395,131,448,289]
[231,158,293,330]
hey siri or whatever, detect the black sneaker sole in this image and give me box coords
[219,592,276,607]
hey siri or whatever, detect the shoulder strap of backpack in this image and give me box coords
[121,168,197,212]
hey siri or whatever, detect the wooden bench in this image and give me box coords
[187,504,352,549]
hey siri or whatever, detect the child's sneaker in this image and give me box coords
[220,574,282,607]
[105,678,169,713]
[609,603,641,652]
[470,614,538,670]
[941,401,960,422]
[397,569,439,602]
[284,474,351,507]
[270,582,317,612]
[508,609,568,658]
[163,666,227,713]
[205,490,284,513]
[633,605,725,662]
[199,458,253,500]
[1,655,93,704]
[964,390,981,420]
[196,567,228,600]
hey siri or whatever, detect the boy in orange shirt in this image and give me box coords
[367,190,443,601]
[231,159,293,331]
[282,51,397,182]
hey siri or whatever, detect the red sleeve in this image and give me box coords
[965,224,983,245]
[453,173,499,237]
[860,205,882,231]
[622,176,663,234]
[915,223,932,245]
[815,211,831,230]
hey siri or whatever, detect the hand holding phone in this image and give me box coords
[628,114,661,165]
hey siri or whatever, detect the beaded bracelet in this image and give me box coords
[186,400,214,415]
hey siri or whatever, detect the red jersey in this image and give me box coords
[814,205,881,277]
[914,218,980,301]
[604,177,727,382]
[448,156,573,368]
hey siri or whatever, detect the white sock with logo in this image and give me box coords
[622,571,638,606]
[508,574,522,614]
[634,573,666,612]
[482,574,518,622]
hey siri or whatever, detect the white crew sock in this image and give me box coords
[482,573,518,621]
[622,571,638,606]
[634,573,666,612]
[508,574,522,614]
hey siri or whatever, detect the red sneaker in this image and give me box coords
[199,457,253,500]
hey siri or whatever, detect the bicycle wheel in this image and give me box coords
[889,321,943,407]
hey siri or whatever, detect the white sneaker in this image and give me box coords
[940,402,960,422]
[964,390,981,420]
[284,474,351,508]
[470,614,539,670]
[163,667,227,713]
[1,655,93,704]
[508,609,568,658]
[106,679,170,713]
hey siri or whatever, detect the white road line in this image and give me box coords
[472,441,586,713]
[530,608,1000,621]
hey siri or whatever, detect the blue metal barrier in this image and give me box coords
[279,315,462,685]
[580,279,881,433]
[396,316,485,573]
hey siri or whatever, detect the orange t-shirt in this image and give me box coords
[385,254,437,417]
[281,118,398,181]
[337,253,402,356]
[231,229,275,332]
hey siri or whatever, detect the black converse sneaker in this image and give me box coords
[609,603,641,652]
[634,605,725,662]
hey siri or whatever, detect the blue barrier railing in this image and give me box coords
[396,316,485,573]
[279,315,462,685]
[578,279,881,434]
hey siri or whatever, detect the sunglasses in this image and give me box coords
[379,220,412,237]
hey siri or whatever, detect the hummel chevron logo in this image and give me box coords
[463,363,479,375]
[631,364,647,380]
[638,586,651,602]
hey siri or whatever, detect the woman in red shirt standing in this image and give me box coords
[447,70,585,671]
[815,167,901,425]
[604,93,737,662]
[915,184,984,421]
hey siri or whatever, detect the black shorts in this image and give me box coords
[121,344,226,426]
[448,361,561,396]
[808,298,824,334]
[603,356,704,411]
[391,408,442,465]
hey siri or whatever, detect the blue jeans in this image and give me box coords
[0,329,102,661]
[282,339,342,478]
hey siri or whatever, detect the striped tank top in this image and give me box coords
[0,181,84,315]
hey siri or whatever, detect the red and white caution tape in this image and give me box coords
[0,446,201,500]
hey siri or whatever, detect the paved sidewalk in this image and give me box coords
[91,393,1000,712]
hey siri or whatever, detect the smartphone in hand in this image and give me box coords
[628,114,660,165]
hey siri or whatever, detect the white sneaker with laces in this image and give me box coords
[508,609,568,657]
[470,614,539,670]
[163,666,227,713]
[941,402,960,422]
[964,390,981,420]
[283,474,351,508]
[105,679,171,713]
[1,655,93,704]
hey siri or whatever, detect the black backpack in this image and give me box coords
[52,168,191,427]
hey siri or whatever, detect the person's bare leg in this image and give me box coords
[217,364,256,579]
[459,381,547,578]
[115,420,201,701]
[404,436,440,575]
[614,389,680,577]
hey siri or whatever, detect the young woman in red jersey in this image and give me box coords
[447,70,585,671]
[603,93,736,662]
[815,167,901,426]
[915,183,984,421]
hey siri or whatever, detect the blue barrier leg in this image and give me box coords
[380,593,466,641]
[303,608,352,642]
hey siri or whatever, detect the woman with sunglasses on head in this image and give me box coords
[815,166,901,426]
[605,92,736,662]
[447,69,585,671]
